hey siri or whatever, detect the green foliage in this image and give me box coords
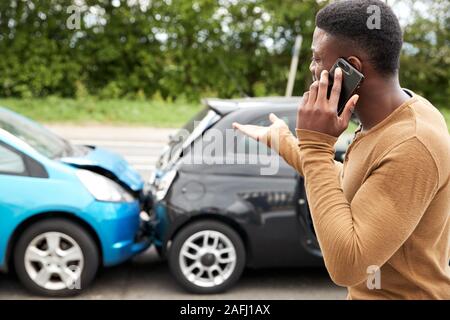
[400,0,449,110]
[0,0,447,111]
[0,0,324,101]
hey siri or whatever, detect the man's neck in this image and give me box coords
[354,77,411,132]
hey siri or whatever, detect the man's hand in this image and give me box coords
[232,113,288,146]
[297,67,359,137]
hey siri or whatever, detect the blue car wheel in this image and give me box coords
[13,218,99,297]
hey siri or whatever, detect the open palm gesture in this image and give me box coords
[232,113,289,146]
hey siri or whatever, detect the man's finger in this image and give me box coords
[297,92,309,128]
[302,91,310,106]
[232,122,250,137]
[307,81,319,106]
[339,94,359,127]
[232,123,259,141]
[232,122,250,136]
[329,67,342,109]
[300,91,309,110]
[269,113,280,123]
[317,70,329,104]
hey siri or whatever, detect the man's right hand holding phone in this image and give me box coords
[297,67,359,138]
[233,66,359,146]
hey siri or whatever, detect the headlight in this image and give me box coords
[76,169,135,203]
[155,169,177,201]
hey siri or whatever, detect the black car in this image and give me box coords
[148,97,352,293]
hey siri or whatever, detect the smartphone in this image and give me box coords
[327,58,364,116]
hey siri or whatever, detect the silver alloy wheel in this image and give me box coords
[179,230,237,288]
[24,232,84,291]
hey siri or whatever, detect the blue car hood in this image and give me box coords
[60,146,144,192]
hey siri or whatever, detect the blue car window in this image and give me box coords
[0,108,70,159]
[0,144,25,174]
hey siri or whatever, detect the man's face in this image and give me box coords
[309,27,341,82]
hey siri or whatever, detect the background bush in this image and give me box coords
[0,0,448,110]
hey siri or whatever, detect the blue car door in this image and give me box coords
[0,142,50,266]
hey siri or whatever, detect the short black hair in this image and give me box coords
[316,0,403,75]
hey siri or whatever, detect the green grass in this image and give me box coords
[0,97,449,132]
[0,97,202,127]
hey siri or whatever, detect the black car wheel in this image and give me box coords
[168,220,246,294]
[14,218,99,297]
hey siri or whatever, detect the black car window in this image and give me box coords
[235,111,296,155]
[0,143,26,175]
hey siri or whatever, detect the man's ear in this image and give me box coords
[346,56,363,73]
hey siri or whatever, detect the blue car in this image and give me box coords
[0,107,153,296]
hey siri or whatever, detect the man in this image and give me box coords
[233,0,450,299]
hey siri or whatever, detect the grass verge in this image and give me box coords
[0,97,202,127]
[0,97,449,132]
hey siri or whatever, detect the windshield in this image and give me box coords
[0,107,71,159]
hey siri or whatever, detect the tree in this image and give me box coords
[400,0,449,109]
[0,0,447,110]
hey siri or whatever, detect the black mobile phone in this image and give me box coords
[327,58,364,116]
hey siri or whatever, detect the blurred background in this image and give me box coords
[0,0,448,128]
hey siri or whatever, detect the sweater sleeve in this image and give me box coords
[266,125,343,178]
[295,129,439,287]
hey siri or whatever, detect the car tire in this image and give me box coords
[14,218,99,297]
[168,220,245,294]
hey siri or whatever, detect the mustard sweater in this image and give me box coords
[268,93,450,299]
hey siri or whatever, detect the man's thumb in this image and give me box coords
[341,95,359,124]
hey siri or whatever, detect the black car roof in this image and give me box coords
[202,96,303,115]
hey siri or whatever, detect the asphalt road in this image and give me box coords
[0,125,346,300]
